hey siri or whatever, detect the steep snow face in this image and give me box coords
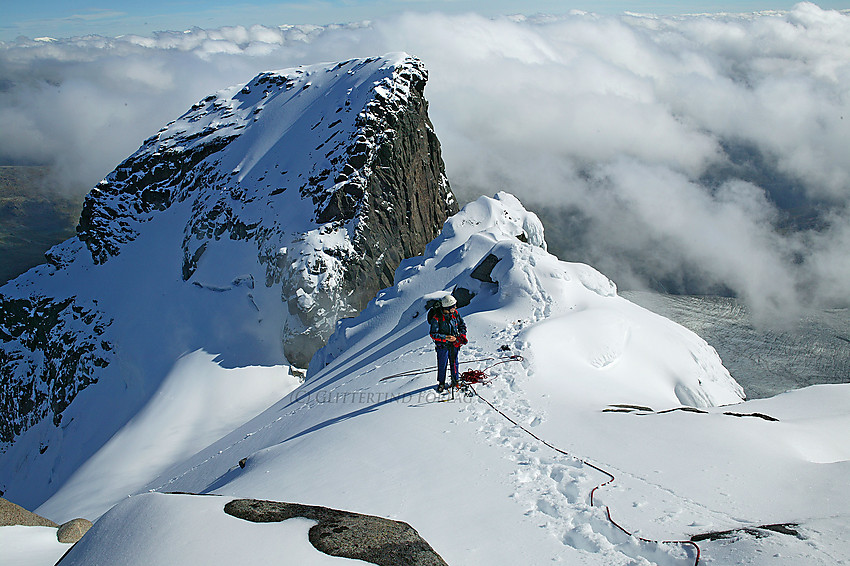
[35,352,300,522]
[0,53,455,511]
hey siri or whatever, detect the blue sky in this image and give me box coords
[2,1,848,41]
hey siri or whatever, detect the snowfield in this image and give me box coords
[7,193,850,565]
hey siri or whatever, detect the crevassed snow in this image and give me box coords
[28,193,850,565]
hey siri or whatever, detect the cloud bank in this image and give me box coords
[1,3,848,321]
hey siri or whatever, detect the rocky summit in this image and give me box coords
[74,52,456,366]
[0,53,456,509]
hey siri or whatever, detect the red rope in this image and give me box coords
[466,379,701,566]
[378,355,521,382]
[460,369,489,384]
[380,354,700,563]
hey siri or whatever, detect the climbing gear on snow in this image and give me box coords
[459,369,487,384]
[378,355,523,382]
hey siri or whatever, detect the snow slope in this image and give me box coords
[0,525,69,566]
[29,192,847,566]
[36,351,300,522]
[0,52,454,513]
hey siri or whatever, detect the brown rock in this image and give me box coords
[0,497,58,527]
[57,518,93,543]
[224,498,448,566]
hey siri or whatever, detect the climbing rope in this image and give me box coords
[464,374,701,566]
[377,355,522,382]
[379,353,702,564]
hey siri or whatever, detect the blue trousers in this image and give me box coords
[436,346,460,386]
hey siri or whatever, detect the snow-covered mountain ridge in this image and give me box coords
[2,53,848,566]
[311,191,743,409]
[41,192,850,566]
[0,53,455,509]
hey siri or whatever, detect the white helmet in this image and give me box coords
[440,294,457,308]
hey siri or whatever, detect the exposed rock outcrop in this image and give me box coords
[0,496,58,527]
[0,295,112,444]
[57,518,92,543]
[224,498,448,566]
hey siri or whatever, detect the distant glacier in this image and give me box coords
[624,291,850,399]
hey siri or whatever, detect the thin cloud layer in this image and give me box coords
[1,3,848,321]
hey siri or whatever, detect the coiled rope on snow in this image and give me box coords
[378,355,522,382]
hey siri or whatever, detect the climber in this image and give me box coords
[428,294,467,393]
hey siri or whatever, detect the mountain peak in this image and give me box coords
[76,54,433,258]
[0,53,456,506]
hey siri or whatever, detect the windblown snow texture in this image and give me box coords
[0,53,455,509]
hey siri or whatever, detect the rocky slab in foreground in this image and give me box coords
[0,496,58,527]
[0,497,91,545]
[224,498,448,566]
[56,518,92,544]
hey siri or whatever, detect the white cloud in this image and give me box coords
[1,3,848,320]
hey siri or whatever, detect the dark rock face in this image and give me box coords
[224,498,448,566]
[270,58,456,366]
[76,135,237,265]
[470,254,501,284]
[345,69,456,309]
[0,295,112,444]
